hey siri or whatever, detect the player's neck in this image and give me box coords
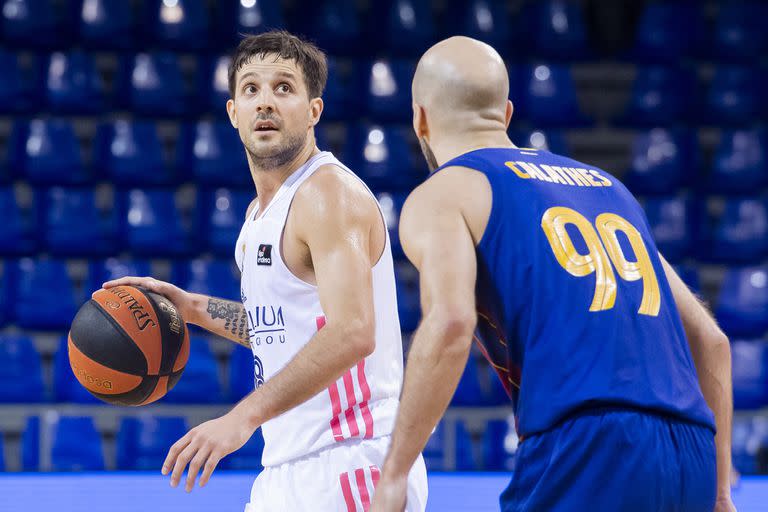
[249,142,320,208]
[432,132,516,167]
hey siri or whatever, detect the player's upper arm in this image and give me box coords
[659,253,728,349]
[399,175,478,339]
[292,166,378,355]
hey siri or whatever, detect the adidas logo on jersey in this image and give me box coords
[257,244,272,266]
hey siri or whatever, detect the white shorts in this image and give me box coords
[244,435,428,512]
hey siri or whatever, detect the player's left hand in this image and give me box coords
[162,407,257,492]
[370,473,408,512]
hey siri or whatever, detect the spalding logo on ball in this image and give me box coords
[68,286,190,406]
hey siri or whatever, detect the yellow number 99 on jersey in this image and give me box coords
[541,207,661,317]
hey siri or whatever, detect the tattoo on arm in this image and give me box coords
[206,298,250,348]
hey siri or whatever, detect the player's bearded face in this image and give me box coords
[233,57,311,169]
[418,137,439,172]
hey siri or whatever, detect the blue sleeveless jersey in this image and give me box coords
[431,148,715,436]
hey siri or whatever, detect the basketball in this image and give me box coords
[67,286,190,406]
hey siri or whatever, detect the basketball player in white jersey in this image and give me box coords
[102,30,427,511]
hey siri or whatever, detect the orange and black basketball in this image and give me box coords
[67,286,190,406]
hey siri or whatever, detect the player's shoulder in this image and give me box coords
[404,165,489,217]
[293,162,378,224]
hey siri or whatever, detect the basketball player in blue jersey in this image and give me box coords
[372,37,736,512]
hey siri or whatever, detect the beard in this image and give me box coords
[418,137,439,173]
[244,125,307,170]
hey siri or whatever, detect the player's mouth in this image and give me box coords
[254,120,278,132]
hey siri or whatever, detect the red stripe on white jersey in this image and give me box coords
[355,468,371,511]
[342,369,361,437]
[357,359,374,438]
[339,471,357,512]
[319,315,345,441]
[370,465,381,488]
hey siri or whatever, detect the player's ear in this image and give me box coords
[226,98,238,129]
[309,97,324,127]
[413,102,429,139]
[505,99,514,129]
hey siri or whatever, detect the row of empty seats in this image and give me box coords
[1,0,766,61]
[7,191,768,262]
[2,410,767,474]
[1,121,767,188]
[3,50,768,125]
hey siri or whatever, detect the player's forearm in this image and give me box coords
[235,321,374,428]
[186,294,251,349]
[692,332,733,498]
[381,312,474,478]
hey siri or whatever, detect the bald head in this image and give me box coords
[413,36,510,126]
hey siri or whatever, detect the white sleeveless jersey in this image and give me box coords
[234,151,404,467]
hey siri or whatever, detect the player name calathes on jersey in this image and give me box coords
[506,160,613,188]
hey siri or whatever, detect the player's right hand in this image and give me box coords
[98,276,197,325]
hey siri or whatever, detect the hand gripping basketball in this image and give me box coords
[100,276,198,325]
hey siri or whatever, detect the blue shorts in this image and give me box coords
[500,408,716,512]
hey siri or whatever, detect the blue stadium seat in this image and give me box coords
[394,262,420,333]
[515,130,570,156]
[202,188,253,256]
[707,66,766,125]
[79,0,136,50]
[1,0,71,48]
[0,187,37,255]
[621,66,697,126]
[9,120,89,185]
[51,415,105,471]
[455,420,476,471]
[731,339,768,410]
[624,129,696,194]
[482,417,518,471]
[229,345,255,401]
[173,259,240,301]
[221,429,265,470]
[445,0,510,50]
[0,334,45,402]
[322,58,352,120]
[0,50,39,113]
[531,0,589,59]
[46,51,104,114]
[705,199,768,263]
[631,2,704,62]
[301,0,362,56]
[344,124,419,193]
[713,2,768,61]
[176,121,250,186]
[362,59,415,122]
[87,258,152,295]
[377,192,407,259]
[163,337,222,403]
[94,120,173,186]
[207,55,231,116]
[125,53,187,116]
[116,415,188,470]
[640,196,693,263]
[16,259,79,330]
[53,335,101,404]
[369,0,435,57]
[219,0,283,45]
[21,416,40,470]
[146,0,209,51]
[709,129,767,193]
[452,354,484,407]
[422,422,445,471]
[674,264,700,294]
[121,189,195,256]
[716,267,768,338]
[43,187,117,256]
[521,64,587,127]
[0,261,14,327]
[0,432,4,471]
[732,416,754,474]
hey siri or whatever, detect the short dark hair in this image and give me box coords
[228,30,328,100]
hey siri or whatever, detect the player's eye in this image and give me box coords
[244,84,257,94]
[277,83,292,93]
